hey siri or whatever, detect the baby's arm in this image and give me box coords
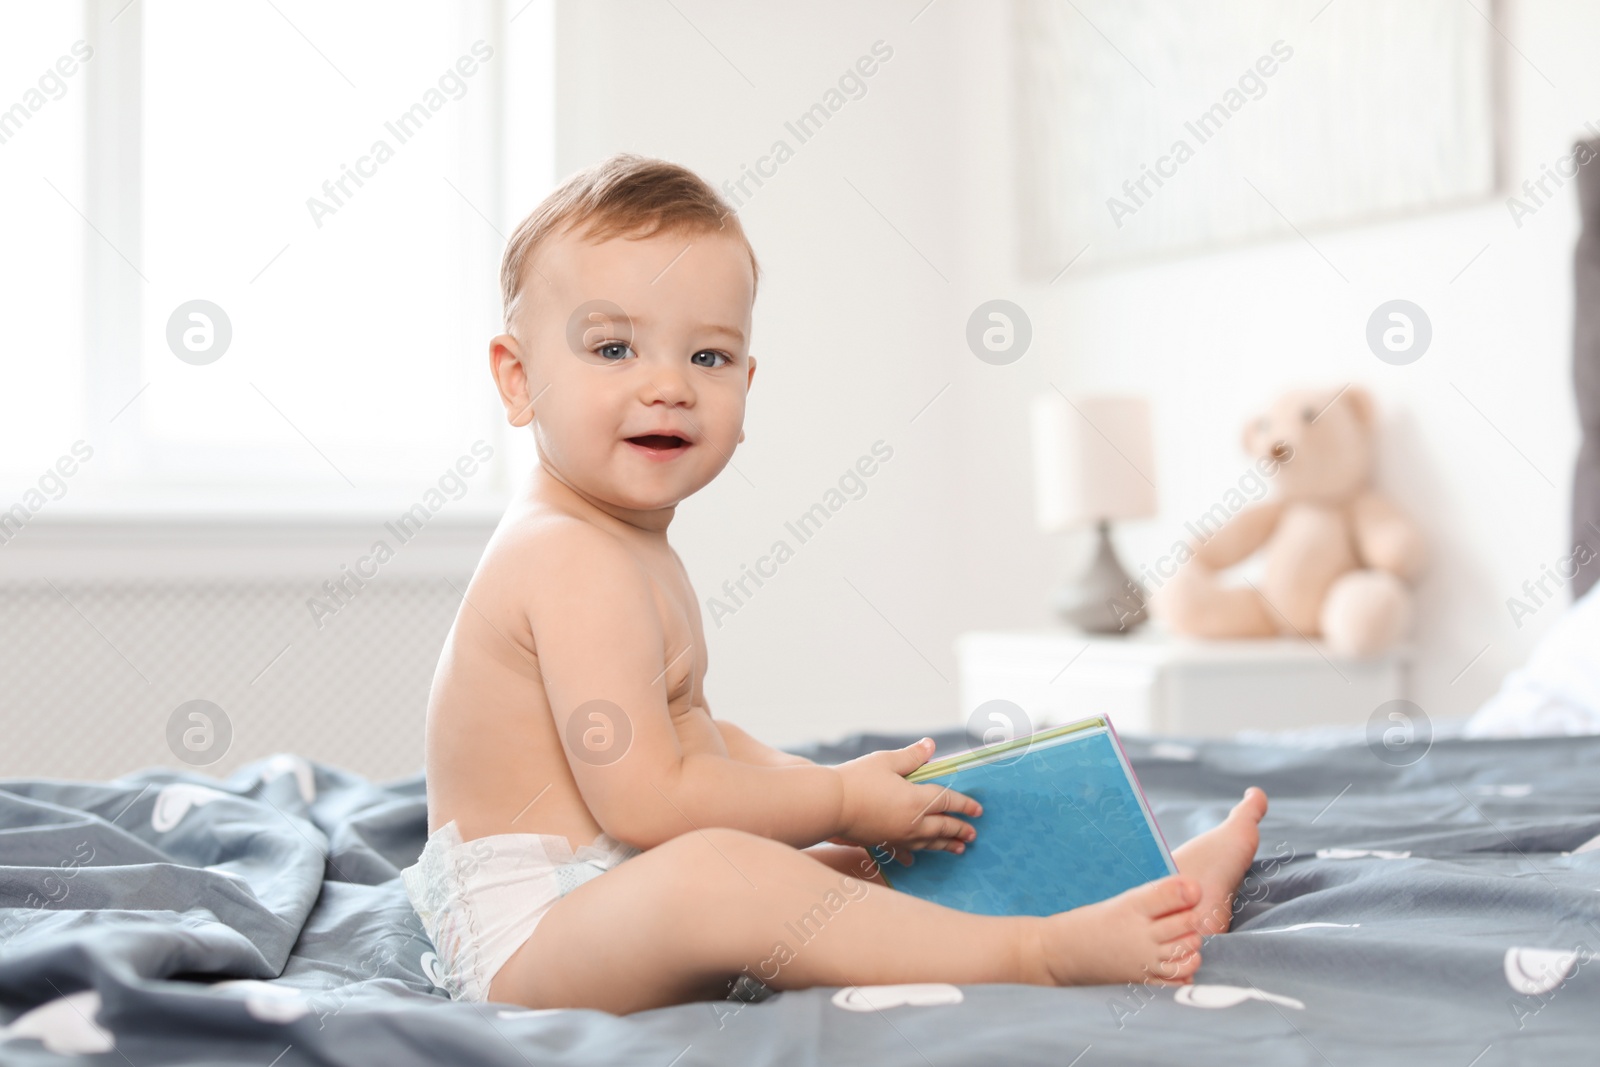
[713,712,973,863]
[712,717,812,768]
[526,522,978,853]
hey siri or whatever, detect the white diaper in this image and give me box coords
[400,819,640,1002]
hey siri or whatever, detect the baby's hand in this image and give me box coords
[834,738,981,862]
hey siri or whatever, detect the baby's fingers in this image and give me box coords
[913,782,983,819]
[870,842,915,868]
[909,813,977,844]
[910,837,967,855]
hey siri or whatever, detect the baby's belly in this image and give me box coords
[425,600,724,846]
[430,701,725,850]
[436,740,603,846]
[425,675,604,847]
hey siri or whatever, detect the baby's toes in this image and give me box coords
[1232,787,1269,823]
[1150,911,1200,943]
[1160,932,1203,961]
[1158,945,1202,983]
[1144,937,1202,984]
[1129,874,1201,919]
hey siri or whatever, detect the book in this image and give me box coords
[871,716,1176,916]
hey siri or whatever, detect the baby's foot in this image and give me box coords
[1170,787,1268,935]
[1027,874,1205,987]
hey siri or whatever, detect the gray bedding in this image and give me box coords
[2,730,1598,1065]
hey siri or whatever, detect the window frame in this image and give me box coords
[55,0,552,519]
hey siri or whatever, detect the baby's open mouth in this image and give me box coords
[626,434,691,453]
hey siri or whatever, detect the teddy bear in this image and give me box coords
[1151,385,1426,657]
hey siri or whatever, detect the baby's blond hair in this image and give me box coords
[499,153,760,331]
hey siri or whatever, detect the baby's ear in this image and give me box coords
[737,355,756,444]
[489,332,535,427]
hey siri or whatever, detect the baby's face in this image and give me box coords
[506,227,756,514]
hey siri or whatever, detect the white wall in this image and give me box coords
[954,0,1597,727]
[557,0,1594,745]
[559,2,974,744]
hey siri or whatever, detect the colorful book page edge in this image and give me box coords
[904,717,1108,783]
[1103,716,1178,874]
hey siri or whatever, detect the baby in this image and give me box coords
[401,154,1268,1014]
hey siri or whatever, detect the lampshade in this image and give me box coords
[1030,393,1158,532]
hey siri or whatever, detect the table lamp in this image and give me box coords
[1029,393,1158,633]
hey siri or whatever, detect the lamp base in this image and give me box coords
[1054,520,1148,634]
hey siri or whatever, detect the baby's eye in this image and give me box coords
[690,350,730,368]
[595,341,634,362]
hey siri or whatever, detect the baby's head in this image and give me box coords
[491,154,760,517]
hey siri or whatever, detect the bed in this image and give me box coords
[2,733,1600,1065]
[6,148,1600,1067]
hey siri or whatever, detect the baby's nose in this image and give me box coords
[642,359,694,404]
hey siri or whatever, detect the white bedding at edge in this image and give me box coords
[1464,579,1600,738]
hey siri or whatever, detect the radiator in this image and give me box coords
[0,519,491,782]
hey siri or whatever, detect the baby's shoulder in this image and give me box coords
[482,506,652,601]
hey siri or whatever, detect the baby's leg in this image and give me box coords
[802,841,889,886]
[489,828,1204,1014]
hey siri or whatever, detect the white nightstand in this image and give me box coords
[954,629,1411,738]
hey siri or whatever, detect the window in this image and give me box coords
[0,0,554,514]
[1,4,88,481]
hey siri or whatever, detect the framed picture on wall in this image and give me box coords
[1016,0,1504,277]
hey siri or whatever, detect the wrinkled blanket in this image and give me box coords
[2,730,1598,1065]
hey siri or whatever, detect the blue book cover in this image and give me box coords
[873,717,1176,916]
